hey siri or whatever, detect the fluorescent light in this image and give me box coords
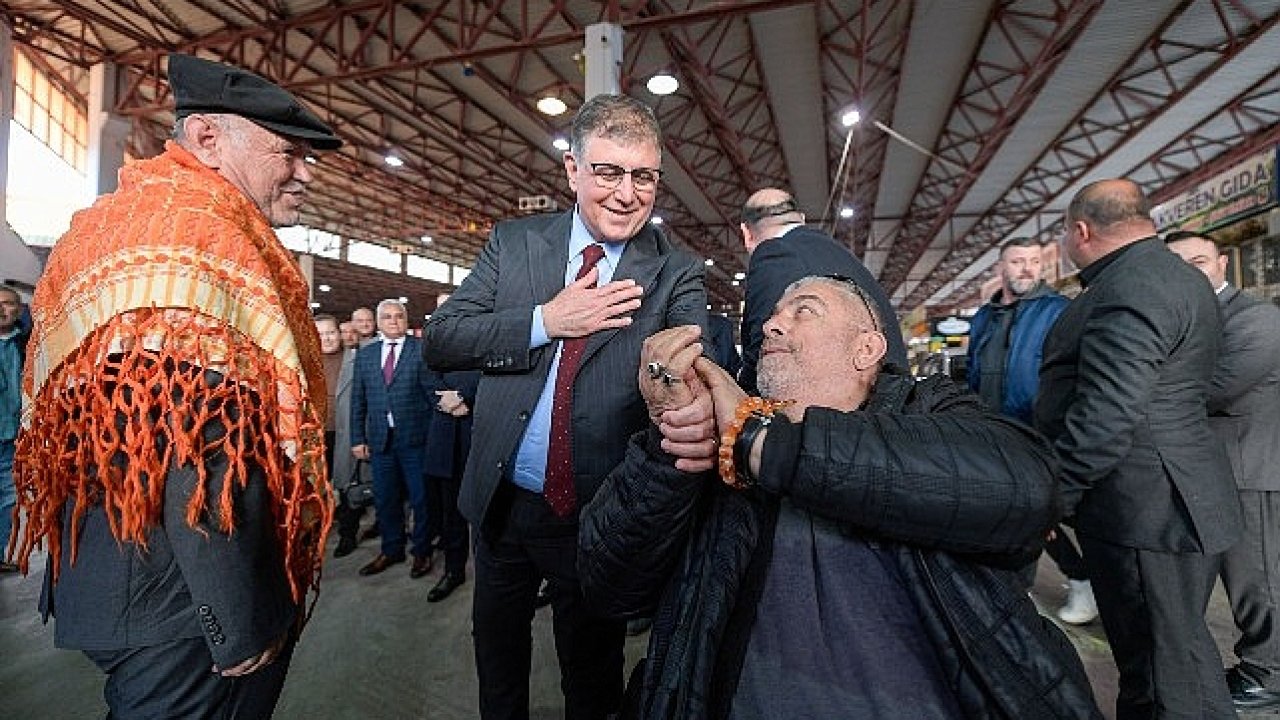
[841,110,861,128]
[647,73,679,96]
[840,206,855,219]
[398,296,409,304]
[537,96,568,116]
[732,280,740,287]
[650,216,664,225]
[421,235,433,244]
[552,136,570,151]
[309,301,321,309]
[304,156,317,165]
[318,284,331,292]
[733,272,746,280]
[384,154,404,168]
[704,258,715,267]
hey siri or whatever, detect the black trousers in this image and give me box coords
[428,472,470,576]
[84,635,294,720]
[1045,525,1088,581]
[1221,489,1280,683]
[1080,535,1233,719]
[473,484,625,720]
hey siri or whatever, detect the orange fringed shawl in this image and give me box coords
[11,141,332,607]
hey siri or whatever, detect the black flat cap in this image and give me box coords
[168,53,342,150]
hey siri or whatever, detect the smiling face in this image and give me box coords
[191,114,314,228]
[758,277,886,415]
[564,135,660,245]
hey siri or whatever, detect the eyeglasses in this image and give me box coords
[588,162,662,191]
[822,274,882,333]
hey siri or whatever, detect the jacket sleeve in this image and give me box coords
[578,428,709,618]
[422,227,539,372]
[1208,302,1280,413]
[757,377,1058,559]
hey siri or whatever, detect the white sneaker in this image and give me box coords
[1057,579,1098,625]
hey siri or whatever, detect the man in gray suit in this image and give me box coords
[1036,179,1241,719]
[1167,229,1280,709]
[424,93,707,720]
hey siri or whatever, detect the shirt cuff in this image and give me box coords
[530,305,551,348]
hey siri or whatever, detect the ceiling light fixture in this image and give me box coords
[840,206,855,219]
[398,296,409,304]
[537,95,568,116]
[650,215,664,225]
[421,235,433,244]
[704,258,715,267]
[841,109,862,128]
[384,154,405,168]
[734,272,746,280]
[318,284,331,292]
[552,136,570,151]
[647,72,679,96]
[304,156,317,165]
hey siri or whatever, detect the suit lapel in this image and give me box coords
[529,212,574,305]
[390,336,416,384]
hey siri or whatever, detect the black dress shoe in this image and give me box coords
[1227,665,1280,708]
[427,573,465,602]
[410,554,434,579]
[333,538,357,558]
[534,580,552,609]
[359,554,404,576]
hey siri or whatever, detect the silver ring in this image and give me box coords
[646,361,666,380]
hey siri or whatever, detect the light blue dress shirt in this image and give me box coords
[512,211,626,493]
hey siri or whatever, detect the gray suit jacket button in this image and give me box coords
[211,633,226,645]
[198,605,212,617]
[518,412,529,421]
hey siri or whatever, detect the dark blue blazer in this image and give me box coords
[350,335,434,451]
[423,369,481,479]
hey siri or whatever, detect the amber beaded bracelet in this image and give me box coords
[718,397,792,490]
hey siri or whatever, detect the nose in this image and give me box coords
[763,315,783,336]
[612,175,638,203]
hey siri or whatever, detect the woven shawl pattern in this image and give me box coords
[11,141,332,606]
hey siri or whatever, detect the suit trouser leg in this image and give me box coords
[1045,525,1089,581]
[472,486,625,720]
[1080,535,1234,719]
[85,635,294,720]
[1222,489,1280,683]
[430,472,470,576]
[370,443,407,559]
[397,444,431,559]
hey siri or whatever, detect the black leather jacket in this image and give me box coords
[579,372,1102,720]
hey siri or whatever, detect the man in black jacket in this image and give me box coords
[580,276,1100,719]
[1036,180,1241,719]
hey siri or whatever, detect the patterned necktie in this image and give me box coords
[382,341,398,385]
[544,243,606,516]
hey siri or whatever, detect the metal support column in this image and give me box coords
[87,62,130,196]
[584,23,622,99]
[0,22,13,228]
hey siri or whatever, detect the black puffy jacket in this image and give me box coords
[579,372,1102,720]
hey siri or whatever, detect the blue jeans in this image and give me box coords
[0,439,15,553]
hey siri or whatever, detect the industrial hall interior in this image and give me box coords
[2,1,1280,719]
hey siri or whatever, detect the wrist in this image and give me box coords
[717,397,792,490]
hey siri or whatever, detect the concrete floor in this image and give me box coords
[1,531,1277,720]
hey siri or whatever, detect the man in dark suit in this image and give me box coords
[1167,229,1280,709]
[423,93,707,720]
[737,187,905,393]
[350,299,436,578]
[1035,179,1242,719]
[12,54,341,718]
[422,367,481,602]
[705,312,741,376]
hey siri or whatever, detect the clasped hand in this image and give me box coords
[639,326,748,473]
[543,267,644,339]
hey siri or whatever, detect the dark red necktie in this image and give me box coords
[382,341,398,385]
[544,244,605,516]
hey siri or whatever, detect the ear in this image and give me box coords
[564,151,579,192]
[182,114,222,168]
[853,330,888,371]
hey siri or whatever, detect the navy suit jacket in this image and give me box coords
[739,226,905,394]
[423,211,707,527]
[350,336,434,451]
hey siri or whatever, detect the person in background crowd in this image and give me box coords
[339,320,360,350]
[704,312,741,377]
[580,278,1101,719]
[350,299,435,578]
[314,315,344,476]
[0,285,25,572]
[422,366,481,602]
[1167,229,1280,710]
[736,187,904,393]
[351,307,376,344]
[423,93,707,720]
[8,53,339,718]
[965,237,1094,623]
[1036,179,1241,719]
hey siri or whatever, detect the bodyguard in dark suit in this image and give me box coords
[1167,229,1280,709]
[737,187,905,393]
[350,299,436,578]
[1035,179,1242,719]
[422,367,481,602]
[705,312,741,376]
[424,94,707,720]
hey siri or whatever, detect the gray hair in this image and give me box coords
[570,94,662,161]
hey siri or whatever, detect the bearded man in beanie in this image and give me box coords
[8,54,341,718]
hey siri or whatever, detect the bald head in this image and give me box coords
[1063,179,1157,268]
[740,188,805,255]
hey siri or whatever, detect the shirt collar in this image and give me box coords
[570,208,626,269]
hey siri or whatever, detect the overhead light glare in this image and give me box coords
[650,215,663,225]
[840,206,855,219]
[304,156,317,165]
[841,109,862,128]
[552,136,570,152]
[309,301,321,309]
[704,258,715,267]
[384,154,405,168]
[421,235,433,244]
[647,73,679,96]
[734,272,746,280]
[318,284,332,292]
[537,96,568,116]
[398,296,409,304]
